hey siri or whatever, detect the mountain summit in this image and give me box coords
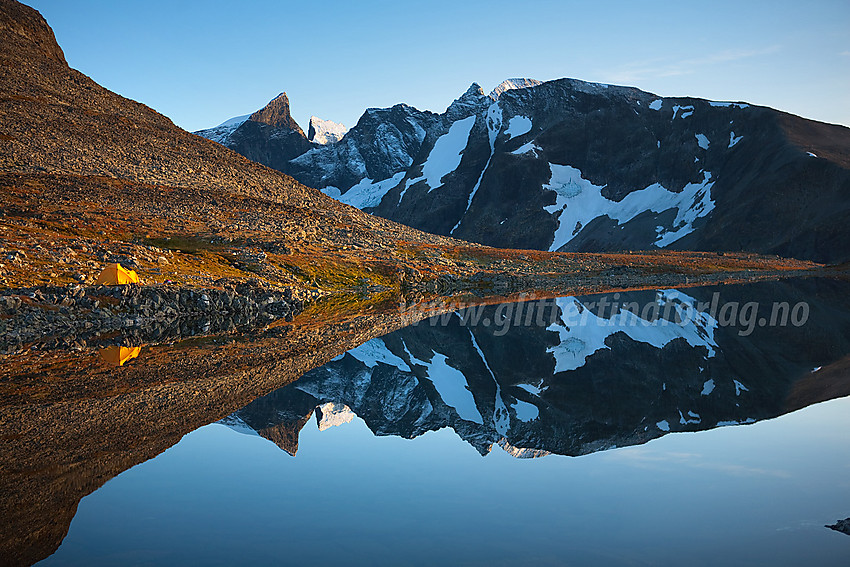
[308,116,347,144]
[248,92,304,134]
[488,77,542,99]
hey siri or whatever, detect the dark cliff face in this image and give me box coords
[212,92,314,175]
[226,119,313,173]
[200,78,850,263]
[226,278,850,458]
[376,79,850,263]
[288,104,440,192]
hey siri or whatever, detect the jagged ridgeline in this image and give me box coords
[197,78,850,263]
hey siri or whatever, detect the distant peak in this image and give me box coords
[489,78,542,99]
[446,82,488,118]
[464,82,485,97]
[249,91,305,135]
[308,116,347,145]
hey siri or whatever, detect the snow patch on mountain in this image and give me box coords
[316,402,356,431]
[679,409,701,424]
[695,133,710,149]
[673,105,694,119]
[511,399,539,422]
[708,101,750,109]
[410,115,476,192]
[218,414,261,436]
[516,380,548,396]
[465,325,510,434]
[511,141,542,157]
[194,114,250,145]
[451,103,502,234]
[322,171,405,209]
[715,418,756,427]
[543,165,715,251]
[653,172,716,246]
[729,131,743,148]
[422,353,483,424]
[649,99,663,110]
[546,290,718,373]
[505,115,532,139]
[344,337,411,372]
[217,114,250,128]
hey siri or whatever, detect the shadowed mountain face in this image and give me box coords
[225,278,850,458]
[200,80,850,263]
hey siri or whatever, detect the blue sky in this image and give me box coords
[26,0,850,132]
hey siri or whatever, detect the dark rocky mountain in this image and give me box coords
[198,79,850,263]
[223,278,850,457]
[248,92,304,133]
[194,92,313,174]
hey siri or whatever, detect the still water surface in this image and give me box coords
[35,280,850,565]
[41,398,850,566]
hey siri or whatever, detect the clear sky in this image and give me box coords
[24,0,850,133]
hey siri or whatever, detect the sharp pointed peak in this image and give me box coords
[464,82,485,96]
[249,91,304,135]
[446,82,488,118]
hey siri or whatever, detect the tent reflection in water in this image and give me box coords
[99,346,142,367]
[94,263,139,285]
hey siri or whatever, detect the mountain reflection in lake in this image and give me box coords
[6,278,850,566]
[225,278,850,459]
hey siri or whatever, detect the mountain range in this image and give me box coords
[3,0,798,296]
[198,78,850,263]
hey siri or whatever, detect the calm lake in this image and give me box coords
[11,278,850,565]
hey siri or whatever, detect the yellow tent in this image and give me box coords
[99,345,142,367]
[95,263,139,285]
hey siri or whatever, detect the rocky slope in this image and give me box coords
[200,78,850,264]
[0,0,488,294]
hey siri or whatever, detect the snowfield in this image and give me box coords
[410,115,476,192]
[505,115,532,139]
[543,164,716,251]
[321,171,405,209]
